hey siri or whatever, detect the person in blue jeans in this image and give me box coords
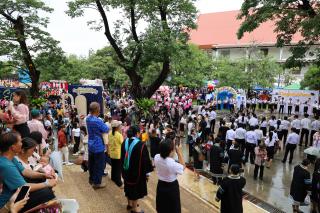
[86,102,109,189]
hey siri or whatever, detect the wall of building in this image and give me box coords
[212,45,317,83]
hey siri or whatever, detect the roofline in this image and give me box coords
[195,43,319,49]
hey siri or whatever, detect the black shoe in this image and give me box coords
[259,177,263,181]
[281,160,285,163]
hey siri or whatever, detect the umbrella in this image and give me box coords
[304,147,320,157]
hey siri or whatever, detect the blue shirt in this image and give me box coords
[86,115,109,153]
[0,157,26,207]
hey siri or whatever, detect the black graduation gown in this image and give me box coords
[216,176,246,213]
[290,165,311,203]
[121,139,153,200]
[210,144,223,174]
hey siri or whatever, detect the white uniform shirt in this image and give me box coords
[254,129,263,140]
[249,117,259,127]
[291,119,301,130]
[286,132,299,145]
[209,110,216,121]
[281,120,290,130]
[226,129,236,141]
[72,128,81,137]
[245,131,258,145]
[154,154,184,182]
[237,116,248,125]
[311,120,320,131]
[301,118,311,130]
[235,127,246,139]
[260,121,268,128]
[268,119,277,128]
[265,132,278,147]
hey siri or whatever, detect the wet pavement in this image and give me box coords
[178,109,316,213]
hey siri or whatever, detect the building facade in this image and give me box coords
[189,10,316,84]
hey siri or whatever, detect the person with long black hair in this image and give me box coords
[265,127,279,168]
[108,120,124,187]
[290,159,312,213]
[0,90,30,138]
[154,137,185,213]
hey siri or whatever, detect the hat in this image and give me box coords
[111,120,122,128]
[31,109,40,117]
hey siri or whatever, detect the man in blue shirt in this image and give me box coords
[86,102,109,188]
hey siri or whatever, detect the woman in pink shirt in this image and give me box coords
[10,90,30,138]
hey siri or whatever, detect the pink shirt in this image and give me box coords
[27,119,48,140]
[13,104,29,124]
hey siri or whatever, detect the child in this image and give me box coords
[58,124,73,166]
[80,126,88,172]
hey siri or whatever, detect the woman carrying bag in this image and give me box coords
[154,137,185,213]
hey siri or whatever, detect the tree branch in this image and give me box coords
[130,0,139,43]
[146,3,171,98]
[95,0,126,62]
[0,11,16,23]
[299,0,317,17]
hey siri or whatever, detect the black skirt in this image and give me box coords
[156,180,181,213]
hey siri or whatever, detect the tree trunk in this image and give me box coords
[14,16,40,98]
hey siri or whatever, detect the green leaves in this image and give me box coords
[212,56,281,89]
[238,0,320,67]
[301,65,320,90]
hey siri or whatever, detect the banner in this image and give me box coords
[271,89,319,114]
[68,85,104,115]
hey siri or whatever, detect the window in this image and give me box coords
[260,48,269,56]
[220,49,230,58]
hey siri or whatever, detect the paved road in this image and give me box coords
[55,165,216,213]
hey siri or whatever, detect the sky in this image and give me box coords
[44,0,244,56]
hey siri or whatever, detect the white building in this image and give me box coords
[189,10,316,84]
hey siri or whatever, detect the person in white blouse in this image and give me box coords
[235,124,246,153]
[248,114,259,128]
[280,116,290,149]
[300,114,311,147]
[154,137,185,213]
[282,128,300,164]
[265,127,279,168]
[291,115,301,135]
[268,115,277,130]
[226,125,236,150]
[245,126,258,164]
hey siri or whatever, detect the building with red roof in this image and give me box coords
[189,10,316,82]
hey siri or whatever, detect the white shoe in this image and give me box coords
[66,162,74,166]
[72,153,79,156]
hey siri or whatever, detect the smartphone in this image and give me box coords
[14,186,30,203]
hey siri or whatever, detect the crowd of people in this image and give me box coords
[0,87,319,213]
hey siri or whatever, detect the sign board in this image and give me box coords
[68,85,104,115]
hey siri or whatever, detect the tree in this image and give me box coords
[168,44,213,88]
[35,47,67,82]
[237,0,320,68]
[212,56,281,89]
[0,0,58,97]
[301,65,320,90]
[67,0,197,99]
